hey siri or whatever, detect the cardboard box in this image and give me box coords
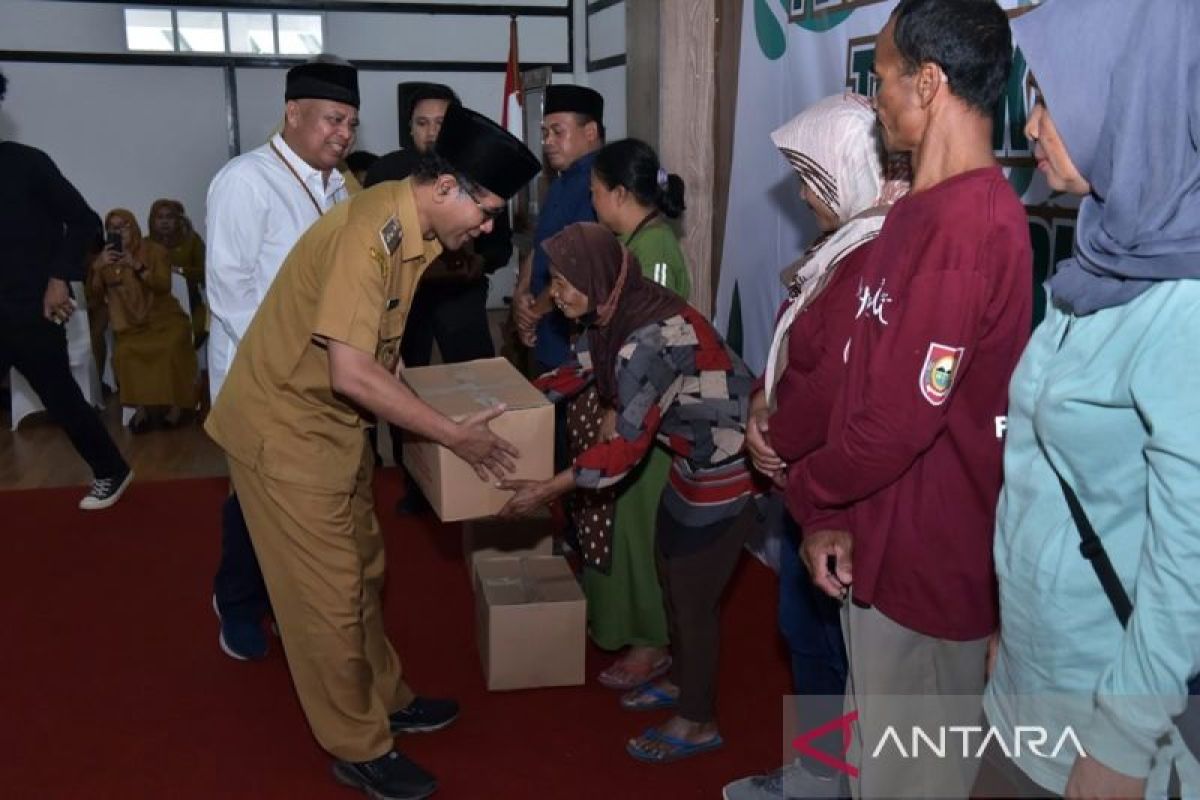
[475,556,586,691]
[400,358,554,522]
[462,511,555,589]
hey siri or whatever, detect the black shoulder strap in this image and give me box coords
[1055,470,1133,627]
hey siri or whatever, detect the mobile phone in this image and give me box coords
[106,232,123,253]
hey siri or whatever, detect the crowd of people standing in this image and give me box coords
[2,0,1197,797]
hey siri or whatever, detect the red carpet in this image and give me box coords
[0,471,791,799]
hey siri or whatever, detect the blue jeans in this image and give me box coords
[779,513,847,776]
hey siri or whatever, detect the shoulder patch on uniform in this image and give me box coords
[379,216,402,256]
[919,342,964,406]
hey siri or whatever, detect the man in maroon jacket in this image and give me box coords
[788,1,1031,797]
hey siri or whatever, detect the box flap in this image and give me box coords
[477,556,583,606]
[401,358,549,418]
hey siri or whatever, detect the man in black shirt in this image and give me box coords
[365,83,514,515]
[0,69,131,509]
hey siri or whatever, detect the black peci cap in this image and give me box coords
[435,104,541,200]
[362,149,420,188]
[543,85,604,122]
[285,61,360,108]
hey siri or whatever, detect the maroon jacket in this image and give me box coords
[786,167,1032,641]
[766,243,875,465]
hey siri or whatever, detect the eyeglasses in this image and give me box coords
[462,185,506,223]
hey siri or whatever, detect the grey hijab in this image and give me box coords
[1013,0,1200,315]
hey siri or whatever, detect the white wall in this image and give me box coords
[587,66,626,141]
[321,0,565,5]
[0,0,572,54]
[0,60,230,235]
[326,11,568,62]
[584,0,626,140]
[0,1,129,53]
[0,0,628,236]
[587,2,626,62]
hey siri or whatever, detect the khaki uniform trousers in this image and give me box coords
[842,597,989,800]
[229,441,415,762]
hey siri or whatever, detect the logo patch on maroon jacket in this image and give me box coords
[919,342,964,406]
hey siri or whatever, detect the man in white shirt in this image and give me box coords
[206,57,359,661]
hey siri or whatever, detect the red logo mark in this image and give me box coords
[791,710,859,778]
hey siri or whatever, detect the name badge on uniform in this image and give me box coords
[379,216,403,256]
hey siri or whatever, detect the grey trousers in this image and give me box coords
[842,599,990,800]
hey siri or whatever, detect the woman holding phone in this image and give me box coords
[90,208,195,432]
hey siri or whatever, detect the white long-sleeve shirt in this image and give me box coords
[205,133,347,400]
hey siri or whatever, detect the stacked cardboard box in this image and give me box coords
[400,358,554,522]
[402,358,584,689]
[474,556,586,691]
[462,512,554,589]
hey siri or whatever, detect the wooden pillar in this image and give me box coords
[625,0,661,146]
[659,0,717,316]
[712,0,744,312]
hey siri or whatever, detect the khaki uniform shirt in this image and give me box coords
[205,179,442,492]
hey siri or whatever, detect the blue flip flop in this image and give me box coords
[626,727,725,764]
[619,683,679,711]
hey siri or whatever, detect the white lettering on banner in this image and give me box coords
[978,726,1014,759]
[855,278,893,325]
[870,725,1087,761]
[995,416,1008,439]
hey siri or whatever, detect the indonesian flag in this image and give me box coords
[501,16,523,140]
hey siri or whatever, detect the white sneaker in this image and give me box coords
[78,468,133,511]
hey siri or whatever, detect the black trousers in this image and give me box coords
[400,278,494,367]
[779,514,848,776]
[655,501,752,723]
[212,492,270,622]
[0,312,126,479]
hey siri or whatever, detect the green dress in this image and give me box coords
[583,219,691,650]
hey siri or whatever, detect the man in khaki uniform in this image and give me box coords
[205,104,540,800]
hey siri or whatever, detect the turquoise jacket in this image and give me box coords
[984,279,1200,794]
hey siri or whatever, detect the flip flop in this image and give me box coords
[597,655,673,690]
[619,683,679,711]
[626,727,725,764]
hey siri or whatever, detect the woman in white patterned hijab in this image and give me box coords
[733,91,908,797]
[763,92,907,407]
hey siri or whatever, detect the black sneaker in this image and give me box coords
[332,750,436,800]
[78,467,133,511]
[388,696,459,734]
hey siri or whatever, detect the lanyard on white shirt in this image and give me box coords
[269,140,324,217]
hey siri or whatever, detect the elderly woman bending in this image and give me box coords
[500,221,759,764]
